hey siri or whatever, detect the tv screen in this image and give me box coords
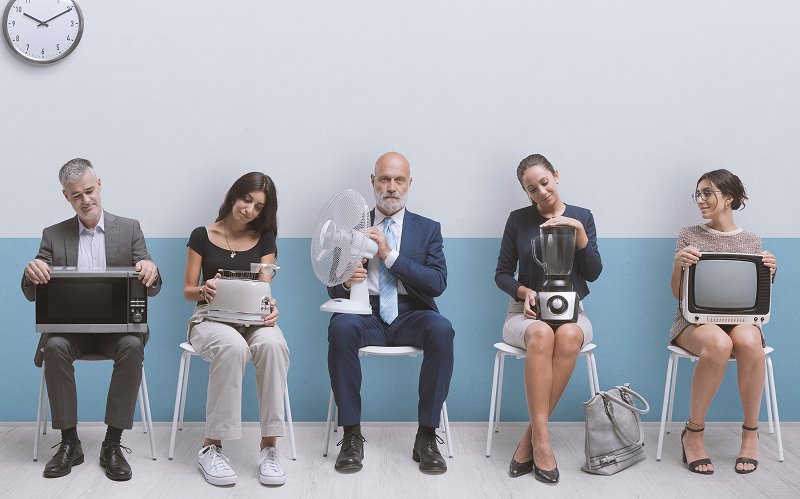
[693,259,757,310]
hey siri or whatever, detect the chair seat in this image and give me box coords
[359,345,421,356]
[667,344,774,360]
[493,341,597,358]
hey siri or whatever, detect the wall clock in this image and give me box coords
[3,0,83,64]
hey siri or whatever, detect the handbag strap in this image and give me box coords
[600,385,650,415]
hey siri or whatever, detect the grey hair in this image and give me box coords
[58,158,95,186]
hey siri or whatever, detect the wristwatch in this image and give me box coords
[199,286,206,299]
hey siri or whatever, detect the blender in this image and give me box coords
[531,226,579,324]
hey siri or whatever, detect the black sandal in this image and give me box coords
[681,422,713,474]
[735,425,759,474]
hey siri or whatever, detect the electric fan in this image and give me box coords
[311,189,378,314]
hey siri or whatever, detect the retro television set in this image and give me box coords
[681,252,772,325]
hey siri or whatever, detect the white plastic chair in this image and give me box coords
[322,346,454,459]
[34,356,156,461]
[656,344,783,462]
[485,342,599,457]
[167,342,296,460]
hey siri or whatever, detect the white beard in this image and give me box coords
[375,192,407,215]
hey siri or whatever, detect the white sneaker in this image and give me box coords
[197,444,237,486]
[258,446,286,485]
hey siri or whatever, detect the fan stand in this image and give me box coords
[320,280,372,314]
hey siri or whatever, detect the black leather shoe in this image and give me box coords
[43,440,84,478]
[335,431,366,473]
[100,441,133,481]
[509,444,533,478]
[533,456,559,484]
[412,432,447,474]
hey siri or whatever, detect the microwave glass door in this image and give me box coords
[37,277,128,324]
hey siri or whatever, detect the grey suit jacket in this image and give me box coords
[21,211,162,366]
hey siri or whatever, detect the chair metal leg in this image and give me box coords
[137,387,146,434]
[591,352,600,393]
[585,352,596,396]
[140,369,156,460]
[34,365,47,461]
[766,356,783,462]
[284,382,297,460]
[323,390,335,457]
[42,382,49,435]
[666,355,680,434]
[656,354,676,461]
[441,402,453,458]
[178,353,192,430]
[168,351,189,460]
[763,359,774,434]
[485,350,502,457]
[494,353,506,433]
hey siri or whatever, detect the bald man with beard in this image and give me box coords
[325,152,455,474]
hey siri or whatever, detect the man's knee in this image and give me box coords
[423,315,455,349]
[114,335,144,362]
[328,315,363,350]
[43,336,75,364]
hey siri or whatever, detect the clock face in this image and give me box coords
[3,0,83,64]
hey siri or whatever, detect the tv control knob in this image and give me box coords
[132,312,143,323]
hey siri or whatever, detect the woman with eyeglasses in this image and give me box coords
[670,169,776,475]
[495,154,602,483]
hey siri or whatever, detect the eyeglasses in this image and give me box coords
[692,189,721,202]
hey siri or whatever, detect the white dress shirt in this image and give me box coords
[368,208,407,296]
[77,212,107,270]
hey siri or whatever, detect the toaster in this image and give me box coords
[208,264,278,326]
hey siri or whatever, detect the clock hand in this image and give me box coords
[23,13,49,26]
[38,7,72,27]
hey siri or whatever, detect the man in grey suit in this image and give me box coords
[21,158,161,481]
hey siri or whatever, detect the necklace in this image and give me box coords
[223,221,236,258]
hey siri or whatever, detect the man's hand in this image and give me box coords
[369,227,392,260]
[24,259,51,285]
[135,260,159,287]
[344,258,368,290]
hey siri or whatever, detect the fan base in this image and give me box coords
[320,298,373,315]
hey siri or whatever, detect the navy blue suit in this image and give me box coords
[327,209,455,427]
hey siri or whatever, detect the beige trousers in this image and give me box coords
[189,318,289,440]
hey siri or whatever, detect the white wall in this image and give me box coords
[2,0,798,238]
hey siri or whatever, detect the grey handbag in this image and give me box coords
[582,383,650,475]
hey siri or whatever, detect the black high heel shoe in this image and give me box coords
[532,455,559,484]
[735,425,759,474]
[681,422,713,474]
[508,444,533,478]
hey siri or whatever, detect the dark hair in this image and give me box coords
[697,169,748,210]
[216,172,278,238]
[516,154,555,184]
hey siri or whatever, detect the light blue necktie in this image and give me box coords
[379,218,398,324]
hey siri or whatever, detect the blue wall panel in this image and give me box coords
[1,237,797,423]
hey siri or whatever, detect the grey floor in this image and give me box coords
[0,423,798,498]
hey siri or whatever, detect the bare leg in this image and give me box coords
[203,438,222,447]
[730,325,764,472]
[513,323,582,468]
[675,324,733,473]
[260,436,277,450]
[519,323,557,470]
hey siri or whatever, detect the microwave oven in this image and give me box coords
[35,267,148,333]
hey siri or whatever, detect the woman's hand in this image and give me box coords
[762,250,777,276]
[202,273,221,302]
[540,216,588,249]
[263,298,279,327]
[521,288,538,320]
[674,245,701,268]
